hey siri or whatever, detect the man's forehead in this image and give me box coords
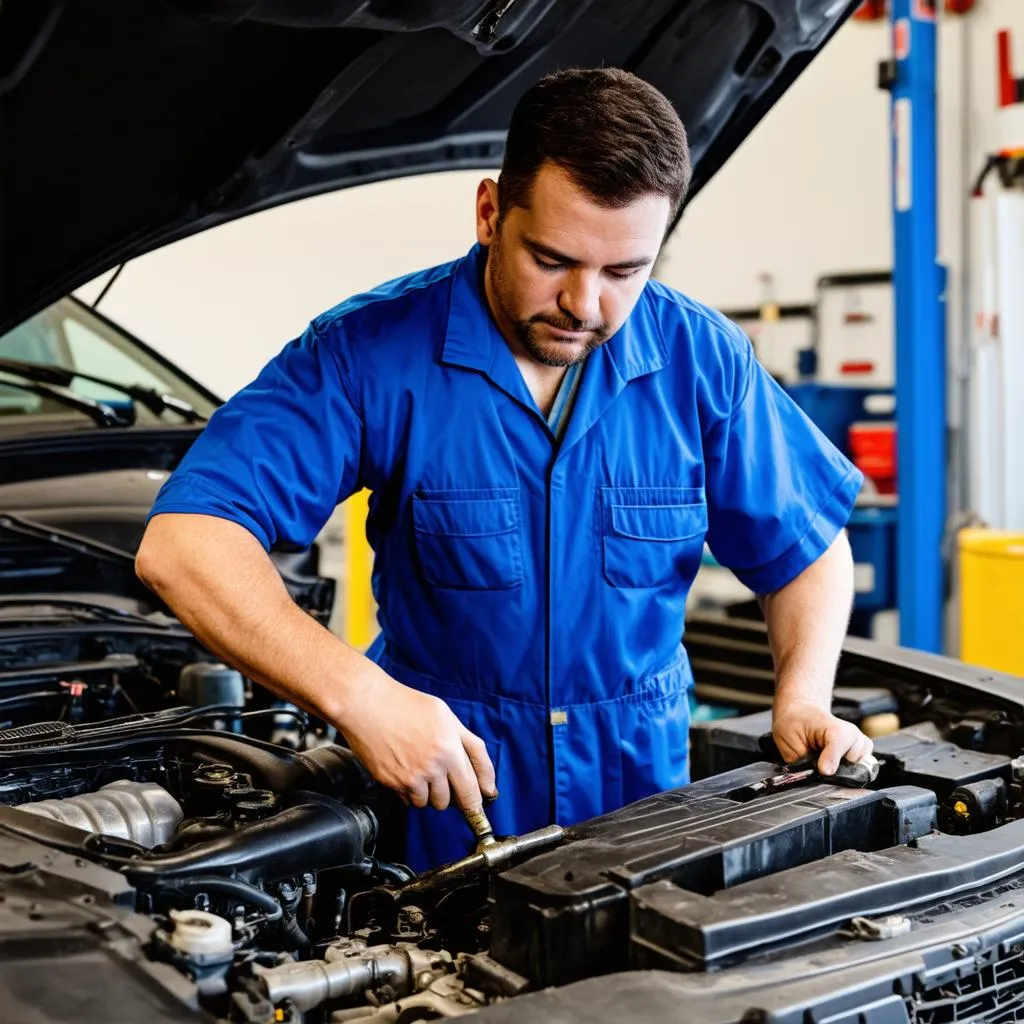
[516,163,667,230]
[513,163,669,259]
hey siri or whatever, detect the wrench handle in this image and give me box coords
[465,807,496,848]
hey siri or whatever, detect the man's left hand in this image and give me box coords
[772,698,873,775]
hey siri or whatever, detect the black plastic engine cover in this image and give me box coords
[489,764,937,988]
[631,816,1024,972]
[0,832,201,1021]
[689,709,774,779]
[871,728,1013,799]
[690,714,1015,799]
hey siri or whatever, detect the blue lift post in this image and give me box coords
[888,0,946,652]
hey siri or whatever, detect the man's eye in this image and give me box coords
[534,257,561,272]
[608,269,640,280]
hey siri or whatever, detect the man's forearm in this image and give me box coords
[136,512,368,725]
[759,531,855,713]
[137,512,499,813]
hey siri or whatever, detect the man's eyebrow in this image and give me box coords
[522,236,654,271]
[523,237,581,267]
[606,255,656,271]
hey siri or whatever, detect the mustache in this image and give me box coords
[529,312,607,334]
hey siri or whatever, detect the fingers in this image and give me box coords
[406,778,430,809]
[428,773,452,812]
[773,732,809,764]
[461,727,497,799]
[846,732,875,765]
[393,755,470,813]
[393,776,453,812]
[817,723,874,775]
[771,722,811,764]
[816,736,846,776]
[374,707,495,816]
[448,746,485,817]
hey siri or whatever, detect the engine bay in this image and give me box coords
[0,590,334,750]
[3,616,1024,1022]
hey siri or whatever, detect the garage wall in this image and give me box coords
[661,18,892,311]
[75,8,1023,399]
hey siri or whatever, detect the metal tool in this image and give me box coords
[464,805,497,850]
[744,759,817,796]
[756,733,881,788]
[745,752,880,797]
[397,822,565,897]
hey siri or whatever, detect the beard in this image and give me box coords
[518,313,609,367]
[487,232,611,368]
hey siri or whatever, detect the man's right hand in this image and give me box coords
[136,516,495,818]
[335,664,497,817]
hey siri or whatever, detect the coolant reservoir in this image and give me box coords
[168,910,234,960]
[178,662,246,707]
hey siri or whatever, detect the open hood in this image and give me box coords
[1,0,858,333]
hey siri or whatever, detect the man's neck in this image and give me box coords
[514,356,568,418]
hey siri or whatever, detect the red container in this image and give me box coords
[849,421,897,495]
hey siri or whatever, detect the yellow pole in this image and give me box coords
[341,489,376,650]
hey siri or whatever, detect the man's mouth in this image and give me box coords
[545,325,592,341]
[534,318,602,341]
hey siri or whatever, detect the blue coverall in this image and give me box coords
[149,243,863,870]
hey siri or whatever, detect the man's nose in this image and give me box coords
[559,271,602,326]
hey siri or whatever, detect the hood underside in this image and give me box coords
[0,0,858,333]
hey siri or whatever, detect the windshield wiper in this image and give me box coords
[0,596,154,625]
[0,358,207,423]
[0,371,130,427]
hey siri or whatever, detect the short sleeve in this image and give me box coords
[703,333,863,595]
[147,320,363,551]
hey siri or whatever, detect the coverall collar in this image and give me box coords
[441,243,671,390]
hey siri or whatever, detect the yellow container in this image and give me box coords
[959,528,1024,676]
[341,489,376,651]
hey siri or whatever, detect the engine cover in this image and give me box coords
[17,780,183,848]
[0,832,200,1022]
[489,763,938,988]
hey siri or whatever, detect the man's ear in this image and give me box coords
[475,178,501,246]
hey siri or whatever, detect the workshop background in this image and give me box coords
[75,0,1024,671]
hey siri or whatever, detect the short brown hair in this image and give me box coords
[498,67,691,219]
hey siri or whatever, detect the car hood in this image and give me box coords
[2,0,858,333]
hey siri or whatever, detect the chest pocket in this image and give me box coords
[601,486,707,589]
[412,488,523,590]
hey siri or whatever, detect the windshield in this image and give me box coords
[0,298,219,430]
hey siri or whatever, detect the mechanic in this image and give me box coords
[136,67,874,872]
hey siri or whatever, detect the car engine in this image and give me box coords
[0,710,483,1023]
[3,616,1024,1024]
[0,590,333,748]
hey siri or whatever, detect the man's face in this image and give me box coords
[477,162,671,368]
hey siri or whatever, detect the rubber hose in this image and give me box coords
[278,912,311,949]
[154,874,283,920]
[0,729,365,800]
[371,859,415,887]
[120,799,376,881]
[0,797,376,885]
